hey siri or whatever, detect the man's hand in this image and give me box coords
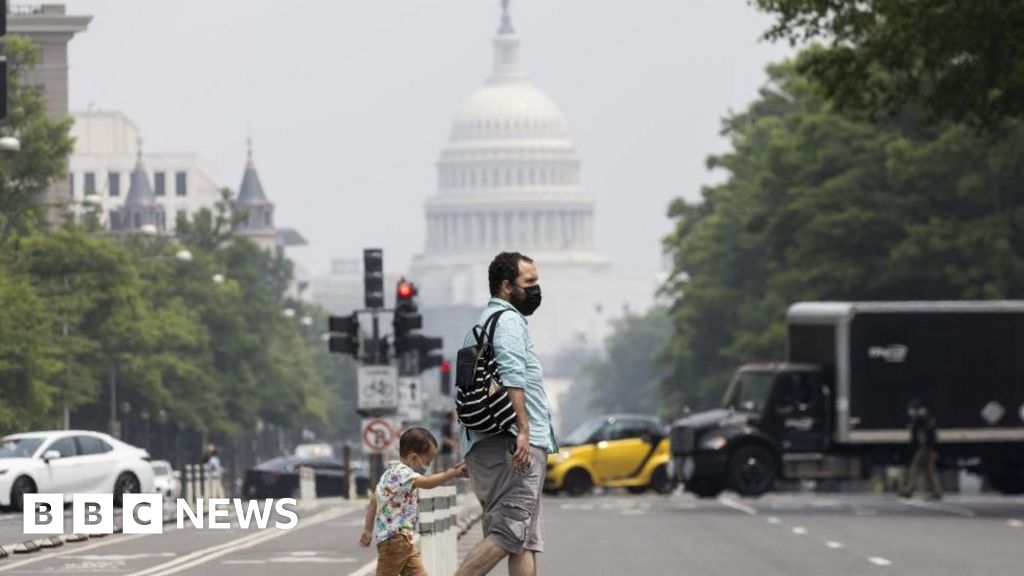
[513,430,531,468]
[358,529,373,548]
[452,461,469,478]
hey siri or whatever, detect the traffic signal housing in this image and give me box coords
[439,359,452,396]
[327,313,360,356]
[393,279,423,354]
[364,248,384,309]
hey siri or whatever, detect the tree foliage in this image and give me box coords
[578,308,672,418]
[753,0,1024,130]
[660,57,1024,414]
[0,36,75,242]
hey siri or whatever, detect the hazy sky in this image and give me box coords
[63,0,791,278]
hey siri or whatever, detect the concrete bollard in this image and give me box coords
[298,466,316,502]
[418,486,458,575]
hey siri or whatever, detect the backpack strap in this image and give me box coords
[473,309,508,346]
[485,309,508,345]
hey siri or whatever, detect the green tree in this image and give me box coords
[581,308,673,417]
[753,0,1024,130]
[661,57,1024,413]
[0,36,75,242]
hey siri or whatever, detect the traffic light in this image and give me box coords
[393,279,423,354]
[327,314,360,356]
[416,335,444,370]
[364,248,384,309]
[439,359,452,396]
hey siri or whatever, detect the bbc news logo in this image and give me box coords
[24,494,299,535]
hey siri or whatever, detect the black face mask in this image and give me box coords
[512,284,542,316]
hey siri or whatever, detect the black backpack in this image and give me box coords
[455,310,516,436]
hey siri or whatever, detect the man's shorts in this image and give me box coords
[465,434,547,554]
[376,535,426,576]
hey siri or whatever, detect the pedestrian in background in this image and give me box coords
[358,427,468,575]
[455,252,557,576]
[901,399,942,500]
[439,411,459,471]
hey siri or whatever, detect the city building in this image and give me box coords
[410,4,657,380]
[8,3,91,224]
[69,110,222,231]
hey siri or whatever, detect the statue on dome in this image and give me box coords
[499,0,514,34]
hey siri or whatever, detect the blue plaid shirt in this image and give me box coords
[460,298,557,455]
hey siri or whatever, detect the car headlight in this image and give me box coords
[700,435,728,451]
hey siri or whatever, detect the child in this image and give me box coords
[359,427,468,575]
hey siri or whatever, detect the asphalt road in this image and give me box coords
[1,491,1022,575]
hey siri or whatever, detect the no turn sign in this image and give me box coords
[362,417,400,453]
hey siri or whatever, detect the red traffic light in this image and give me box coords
[440,359,451,373]
[397,281,416,300]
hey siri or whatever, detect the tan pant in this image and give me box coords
[902,447,942,497]
[376,536,427,576]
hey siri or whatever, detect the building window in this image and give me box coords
[108,172,120,197]
[176,209,187,225]
[265,212,272,227]
[175,171,187,196]
[154,172,166,196]
[84,172,96,194]
[70,173,75,195]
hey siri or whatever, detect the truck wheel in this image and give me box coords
[650,465,679,495]
[563,468,592,497]
[727,445,777,496]
[686,477,724,498]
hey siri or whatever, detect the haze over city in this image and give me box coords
[63,0,790,276]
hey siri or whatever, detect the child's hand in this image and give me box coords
[453,461,469,478]
[358,529,373,548]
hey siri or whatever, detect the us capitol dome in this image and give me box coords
[413,2,650,372]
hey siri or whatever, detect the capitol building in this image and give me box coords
[412,4,655,379]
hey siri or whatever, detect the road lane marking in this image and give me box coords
[0,534,151,573]
[899,498,975,517]
[1008,519,1023,528]
[791,526,807,535]
[868,556,892,566]
[717,495,758,516]
[826,541,844,549]
[126,506,354,576]
[766,516,781,524]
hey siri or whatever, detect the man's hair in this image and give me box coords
[488,252,534,296]
[399,427,438,457]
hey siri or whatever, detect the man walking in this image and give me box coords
[901,399,942,500]
[455,252,557,576]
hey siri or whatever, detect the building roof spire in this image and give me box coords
[499,0,514,34]
[238,136,268,204]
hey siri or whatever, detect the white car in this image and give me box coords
[150,460,179,499]
[0,430,156,511]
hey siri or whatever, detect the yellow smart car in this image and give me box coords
[546,415,677,497]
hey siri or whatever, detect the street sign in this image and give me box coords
[398,377,425,422]
[358,365,398,411]
[361,417,400,453]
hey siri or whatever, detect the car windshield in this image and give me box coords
[561,418,607,446]
[723,372,775,414]
[0,438,44,459]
